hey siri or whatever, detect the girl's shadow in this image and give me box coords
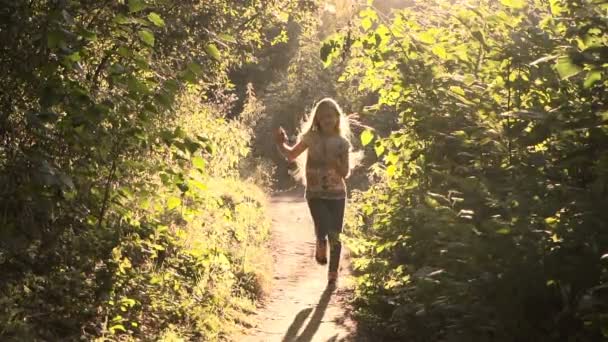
[281,284,336,342]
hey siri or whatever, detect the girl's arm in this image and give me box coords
[334,148,350,178]
[274,127,308,162]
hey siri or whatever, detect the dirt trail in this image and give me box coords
[238,189,362,342]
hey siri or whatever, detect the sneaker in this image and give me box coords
[315,239,327,265]
[328,271,338,285]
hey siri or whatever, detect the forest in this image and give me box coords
[0,0,606,341]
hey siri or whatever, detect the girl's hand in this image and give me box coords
[274,127,288,145]
[330,150,349,178]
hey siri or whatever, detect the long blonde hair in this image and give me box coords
[291,98,363,184]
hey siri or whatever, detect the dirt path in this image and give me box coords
[238,189,362,342]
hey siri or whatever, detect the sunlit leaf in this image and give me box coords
[192,156,205,170]
[67,51,80,62]
[189,179,207,191]
[205,44,221,61]
[109,324,126,333]
[218,33,237,43]
[544,217,559,228]
[361,130,374,146]
[147,12,165,27]
[187,62,203,76]
[386,152,399,165]
[417,31,435,44]
[138,29,155,46]
[424,196,439,208]
[432,45,447,59]
[449,86,465,96]
[584,70,602,88]
[167,196,181,210]
[374,144,385,157]
[501,0,525,9]
[386,164,397,177]
[549,0,566,14]
[275,10,289,23]
[361,17,373,31]
[555,56,583,79]
[128,0,147,13]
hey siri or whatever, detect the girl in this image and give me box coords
[274,98,354,285]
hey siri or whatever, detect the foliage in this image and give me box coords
[0,0,315,340]
[250,0,378,189]
[327,0,608,340]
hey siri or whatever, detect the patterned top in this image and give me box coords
[301,130,350,200]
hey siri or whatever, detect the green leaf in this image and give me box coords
[584,70,602,88]
[109,324,126,333]
[180,69,197,84]
[128,0,147,13]
[205,44,221,61]
[417,31,435,44]
[218,33,237,43]
[431,45,448,59]
[496,228,511,234]
[555,56,582,79]
[374,144,385,157]
[189,179,207,191]
[449,86,465,96]
[500,0,525,9]
[67,51,81,62]
[138,29,155,46]
[167,197,181,210]
[545,217,558,226]
[271,31,288,46]
[549,0,565,14]
[192,156,206,170]
[361,130,374,146]
[187,62,203,76]
[386,152,399,165]
[126,76,150,94]
[47,30,63,49]
[386,164,397,177]
[276,10,289,23]
[147,12,165,27]
[79,28,98,41]
[361,17,373,31]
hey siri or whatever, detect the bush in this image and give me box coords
[0,1,316,339]
[0,86,272,340]
[331,0,608,341]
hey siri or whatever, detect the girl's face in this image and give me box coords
[316,105,339,134]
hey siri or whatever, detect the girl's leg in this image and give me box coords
[307,198,330,264]
[327,198,346,275]
[307,198,328,241]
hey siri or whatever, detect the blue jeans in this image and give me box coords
[307,198,346,273]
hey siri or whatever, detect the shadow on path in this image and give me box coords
[282,284,336,342]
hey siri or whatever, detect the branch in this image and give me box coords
[90,45,117,95]
[96,153,117,231]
